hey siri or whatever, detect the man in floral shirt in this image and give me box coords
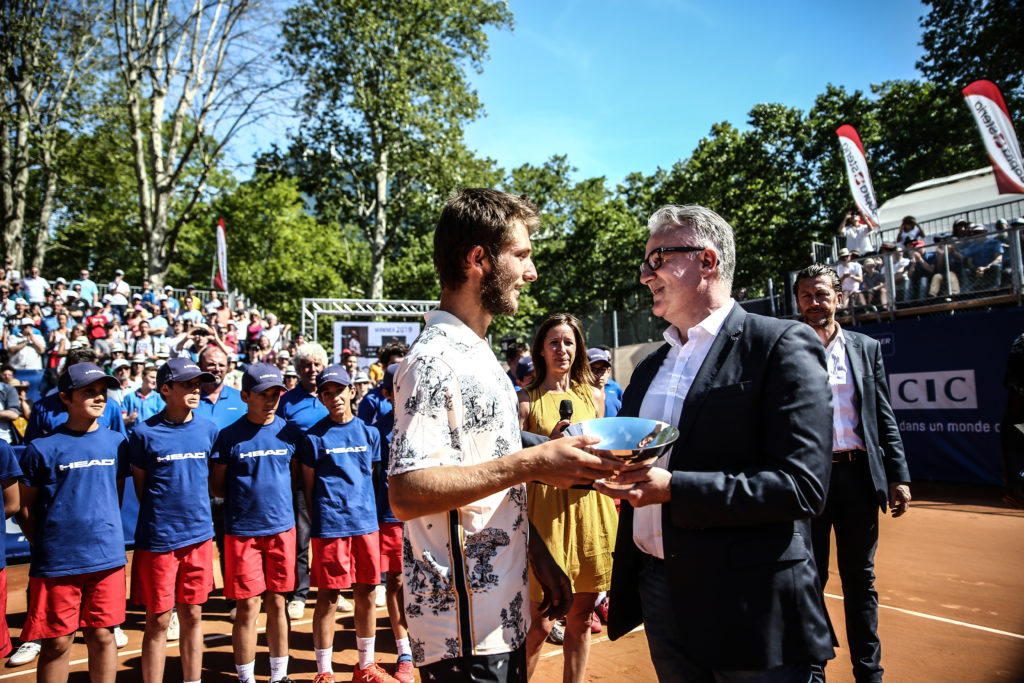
[389,188,619,682]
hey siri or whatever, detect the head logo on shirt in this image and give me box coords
[239,448,288,459]
[156,451,208,463]
[325,445,367,455]
[59,458,116,471]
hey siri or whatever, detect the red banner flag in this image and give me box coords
[962,79,1024,195]
[835,125,880,228]
[214,217,228,291]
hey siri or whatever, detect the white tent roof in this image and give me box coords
[876,167,1007,229]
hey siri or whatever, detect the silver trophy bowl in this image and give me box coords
[564,417,679,488]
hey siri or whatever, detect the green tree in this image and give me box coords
[918,0,1024,113]
[280,0,513,300]
[1,0,104,270]
[210,173,366,323]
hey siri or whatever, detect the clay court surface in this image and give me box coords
[0,482,1021,681]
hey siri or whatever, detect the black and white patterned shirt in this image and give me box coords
[391,310,528,667]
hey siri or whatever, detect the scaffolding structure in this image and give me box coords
[300,298,439,341]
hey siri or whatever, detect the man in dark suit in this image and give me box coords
[598,205,835,682]
[795,263,911,683]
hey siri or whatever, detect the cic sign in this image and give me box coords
[889,370,978,410]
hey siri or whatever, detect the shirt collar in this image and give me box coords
[825,324,847,355]
[663,299,736,349]
[424,309,489,348]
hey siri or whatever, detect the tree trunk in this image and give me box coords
[1,99,31,271]
[30,151,57,271]
[369,147,388,300]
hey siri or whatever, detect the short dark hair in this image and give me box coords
[433,188,540,292]
[794,263,841,294]
[65,347,98,368]
[377,341,409,366]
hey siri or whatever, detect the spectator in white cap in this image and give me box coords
[586,347,620,417]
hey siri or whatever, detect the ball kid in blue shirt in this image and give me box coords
[300,365,388,682]
[210,364,301,683]
[128,358,217,683]
[17,363,127,682]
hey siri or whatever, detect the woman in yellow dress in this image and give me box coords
[518,313,617,683]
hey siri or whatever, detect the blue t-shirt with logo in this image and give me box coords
[129,413,218,552]
[20,426,129,577]
[0,441,22,570]
[211,415,301,537]
[299,416,380,539]
[194,385,245,429]
[277,387,329,433]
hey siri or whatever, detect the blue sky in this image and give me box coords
[235,0,927,185]
[461,0,926,184]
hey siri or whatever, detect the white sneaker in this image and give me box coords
[374,585,386,608]
[113,626,128,649]
[335,594,353,613]
[166,610,180,641]
[8,640,41,666]
[287,600,305,620]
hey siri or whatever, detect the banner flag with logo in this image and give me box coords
[835,125,881,227]
[962,79,1024,194]
[214,217,228,291]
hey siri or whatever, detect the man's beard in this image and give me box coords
[480,258,519,317]
[801,308,833,328]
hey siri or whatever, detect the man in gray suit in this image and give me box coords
[600,205,835,681]
[795,263,912,683]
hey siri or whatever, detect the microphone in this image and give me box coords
[558,399,573,432]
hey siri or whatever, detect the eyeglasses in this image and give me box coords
[639,246,705,275]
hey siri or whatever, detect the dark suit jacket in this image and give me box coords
[841,329,911,509]
[607,305,835,670]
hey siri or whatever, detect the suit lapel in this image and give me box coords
[621,343,669,417]
[669,305,745,469]
[844,330,865,405]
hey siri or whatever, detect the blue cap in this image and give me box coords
[316,365,351,389]
[516,356,535,381]
[58,362,119,393]
[586,348,611,365]
[242,363,285,393]
[382,362,400,392]
[157,357,215,389]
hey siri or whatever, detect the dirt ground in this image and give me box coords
[0,482,1021,681]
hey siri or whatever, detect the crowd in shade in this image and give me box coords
[834,212,1023,311]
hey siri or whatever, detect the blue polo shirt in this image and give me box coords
[20,426,129,577]
[299,416,380,539]
[277,386,328,433]
[25,390,127,443]
[211,415,302,536]
[194,384,245,429]
[0,442,22,570]
[122,390,166,433]
[129,413,218,552]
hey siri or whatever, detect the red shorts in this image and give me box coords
[224,528,297,600]
[131,539,214,614]
[379,522,404,573]
[311,533,380,589]
[0,569,10,656]
[21,566,126,641]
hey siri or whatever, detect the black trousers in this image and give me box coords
[811,458,882,683]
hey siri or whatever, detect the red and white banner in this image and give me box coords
[835,125,880,227]
[214,217,228,291]
[962,79,1024,194]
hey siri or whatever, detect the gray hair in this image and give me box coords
[292,342,328,368]
[648,204,736,287]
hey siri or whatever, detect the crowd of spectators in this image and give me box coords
[0,264,298,440]
[831,213,1023,312]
